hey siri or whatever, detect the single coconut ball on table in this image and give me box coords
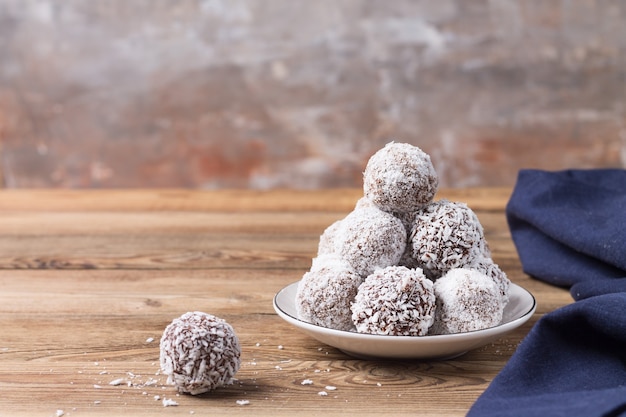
[429,268,504,335]
[334,206,407,277]
[363,142,439,214]
[351,265,436,336]
[160,311,241,395]
[409,199,489,280]
[295,255,363,331]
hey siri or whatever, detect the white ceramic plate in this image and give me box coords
[273,281,536,360]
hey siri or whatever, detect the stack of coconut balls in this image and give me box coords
[295,142,510,336]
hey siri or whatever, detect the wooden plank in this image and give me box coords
[0,207,513,271]
[0,269,565,417]
[0,189,574,416]
[0,188,512,212]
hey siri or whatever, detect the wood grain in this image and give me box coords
[0,188,512,212]
[0,189,572,416]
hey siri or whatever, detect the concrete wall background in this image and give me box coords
[0,0,624,189]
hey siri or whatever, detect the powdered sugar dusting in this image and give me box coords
[295,255,363,331]
[335,206,406,277]
[317,219,343,257]
[363,141,438,213]
[430,268,504,335]
[470,257,511,305]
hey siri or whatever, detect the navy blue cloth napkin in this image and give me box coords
[468,169,626,417]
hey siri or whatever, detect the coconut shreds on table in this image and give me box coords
[162,397,179,407]
[109,378,126,386]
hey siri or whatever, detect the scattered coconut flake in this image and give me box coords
[318,391,328,396]
[325,385,337,391]
[162,398,179,407]
[93,384,102,389]
[301,379,314,385]
[143,378,158,386]
[236,400,250,406]
[94,401,101,405]
[55,410,64,417]
[278,345,284,350]
[109,378,126,386]
[154,395,161,401]
[146,337,155,343]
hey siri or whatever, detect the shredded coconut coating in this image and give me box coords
[317,219,343,256]
[296,256,363,331]
[335,206,407,277]
[363,142,438,213]
[410,200,486,279]
[470,257,511,305]
[430,268,504,335]
[305,143,512,336]
[351,266,436,336]
[160,311,241,395]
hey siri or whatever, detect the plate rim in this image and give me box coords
[273,280,537,346]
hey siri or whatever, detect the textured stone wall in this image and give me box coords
[0,0,624,188]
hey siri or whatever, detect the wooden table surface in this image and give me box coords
[0,189,573,417]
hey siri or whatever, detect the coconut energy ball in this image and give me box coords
[317,219,343,256]
[351,266,436,336]
[160,311,241,395]
[354,196,376,210]
[430,268,504,335]
[471,257,511,305]
[363,142,438,214]
[296,256,363,331]
[410,200,487,279]
[335,206,407,277]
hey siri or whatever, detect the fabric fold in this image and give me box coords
[468,169,626,417]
